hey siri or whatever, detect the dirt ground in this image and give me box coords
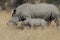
[0,11,60,40]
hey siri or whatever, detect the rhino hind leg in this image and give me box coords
[45,17,52,26]
[54,18,60,27]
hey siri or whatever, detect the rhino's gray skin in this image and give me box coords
[22,18,48,28]
[7,17,19,25]
[9,3,60,26]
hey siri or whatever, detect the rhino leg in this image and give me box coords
[45,17,52,26]
[47,21,51,25]
[54,17,60,27]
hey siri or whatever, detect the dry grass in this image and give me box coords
[0,11,60,40]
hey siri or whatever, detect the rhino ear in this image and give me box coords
[12,9,16,17]
[14,9,16,13]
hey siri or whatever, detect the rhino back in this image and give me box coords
[31,3,52,19]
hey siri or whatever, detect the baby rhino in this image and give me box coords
[22,18,48,29]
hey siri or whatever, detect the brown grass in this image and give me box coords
[0,11,60,40]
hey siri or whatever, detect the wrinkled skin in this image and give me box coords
[8,3,60,27]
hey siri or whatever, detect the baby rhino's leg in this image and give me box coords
[41,20,48,29]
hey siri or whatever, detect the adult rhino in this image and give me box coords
[8,3,60,27]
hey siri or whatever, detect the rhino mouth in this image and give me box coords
[7,20,18,26]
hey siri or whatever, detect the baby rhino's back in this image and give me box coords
[29,18,47,26]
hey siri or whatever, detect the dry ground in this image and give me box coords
[0,11,60,40]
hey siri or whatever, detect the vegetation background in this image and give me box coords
[0,0,60,40]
